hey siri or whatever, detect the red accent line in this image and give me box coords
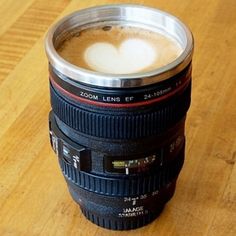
[50,76,190,108]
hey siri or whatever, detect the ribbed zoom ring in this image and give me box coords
[59,147,184,197]
[50,82,191,139]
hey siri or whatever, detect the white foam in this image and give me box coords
[84,38,157,74]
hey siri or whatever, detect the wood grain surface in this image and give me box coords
[0,0,236,235]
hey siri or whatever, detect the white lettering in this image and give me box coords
[123,206,144,213]
[125,96,134,102]
[80,91,98,100]
[102,96,120,102]
[118,206,146,218]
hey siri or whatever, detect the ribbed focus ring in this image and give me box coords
[50,82,191,139]
[59,147,184,197]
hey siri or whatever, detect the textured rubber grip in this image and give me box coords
[59,145,184,197]
[50,82,191,139]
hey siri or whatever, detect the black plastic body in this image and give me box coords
[48,62,192,230]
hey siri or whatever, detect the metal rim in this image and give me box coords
[45,4,194,88]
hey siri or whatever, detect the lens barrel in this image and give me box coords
[45,4,193,230]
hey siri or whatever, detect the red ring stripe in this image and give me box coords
[49,76,190,108]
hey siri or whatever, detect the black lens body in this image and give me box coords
[48,62,192,230]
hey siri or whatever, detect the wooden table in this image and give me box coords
[0,0,235,235]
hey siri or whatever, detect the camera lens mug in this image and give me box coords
[45,4,193,230]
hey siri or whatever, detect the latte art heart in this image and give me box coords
[57,25,183,74]
[84,39,157,74]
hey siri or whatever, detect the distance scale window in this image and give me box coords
[104,135,185,175]
[104,150,162,175]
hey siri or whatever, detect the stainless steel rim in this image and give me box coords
[45,4,194,88]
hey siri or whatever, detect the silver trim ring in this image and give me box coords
[45,4,194,88]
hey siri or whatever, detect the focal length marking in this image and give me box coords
[118,190,161,218]
[49,64,191,107]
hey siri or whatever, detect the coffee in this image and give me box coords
[57,25,183,74]
[45,5,194,230]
